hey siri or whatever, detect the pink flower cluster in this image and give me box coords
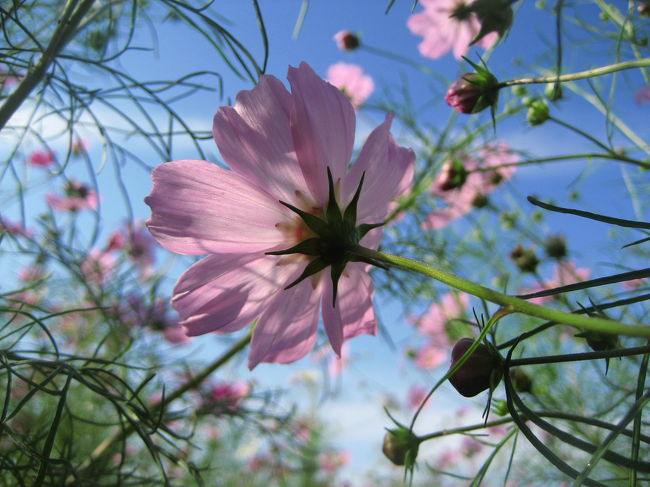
[520,261,590,305]
[423,141,517,230]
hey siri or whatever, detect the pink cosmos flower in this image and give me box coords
[107,221,157,279]
[410,292,468,369]
[423,141,517,230]
[327,62,374,109]
[208,380,251,411]
[407,0,498,60]
[0,218,34,238]
[28,149,55,167]
[80,249,116,285]
[47,180,98,211]
[71,138,90,156]
[318,449,350,473]
[406,384,431,410]
[145,62,414,369]
[635,85,650,104]
[521,261,591,305]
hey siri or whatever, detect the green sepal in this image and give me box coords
[279,200,330,236]
[358,222,385,239]
[343,172,366,227]
[265,238,322,257]
[284,257,329,290]
[325,167,342,225]
[329,260,347,307]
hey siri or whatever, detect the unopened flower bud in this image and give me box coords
[509,367,533,394]
[445,70,499,114]
[436,158,468,191]
[334,31,360,51]
[639,1,650,16]
[448,338,503,397]
[577,330,619,353]
[510,244,539,273]
[527,99,550,125]
[545,82,563,102]
[472,193,489,208]
[544,235,567,259]
[382,427,420,466]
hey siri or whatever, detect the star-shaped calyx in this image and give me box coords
[266,168,387,306]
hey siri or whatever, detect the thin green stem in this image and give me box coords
[69,332,251,483]
[498,57,650,89]
[508,345,650,367]
[0,0,96,131]
[355,247,650,338]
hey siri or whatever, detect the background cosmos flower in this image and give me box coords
[327,62,374,108]
[407,0,498,60]
[145,62,414,368]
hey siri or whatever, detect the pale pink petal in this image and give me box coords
[288,62,355,205]
[322,263,377,356]
[213,75,307,205]
[248,279,321,368]
[343,115,415,223]
[172,253,302,336]
[327,62,374,108]
[145,160,288,255]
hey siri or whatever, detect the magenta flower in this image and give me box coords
[327,62,374,109]
[47,180,98,211]
[71,138,90,156]
[635,85,650,104]
[28,149,55,167]
[145,62,414,368]
[407,0,498,60]
[423,141,517,230]
[107,221,156,279]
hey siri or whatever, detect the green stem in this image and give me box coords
[508,345,650,367]
[0,0,96,131]
[355,247,650,338]
[498,57,650,89]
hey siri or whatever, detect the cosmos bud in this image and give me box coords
[448,338,503,397]
[445,70,499,114]
[382,426,420,466]
[334,31,360,51]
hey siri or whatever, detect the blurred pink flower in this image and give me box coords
[120,294,186,343]
[423,141,517,230]
[461,435,484,457]
[47,180,98,211]
[327,62,374,108]
[318,449,350,473]
[415,343,447,368]
[28,149,55,167]
[0,218,34,238]
[407,0,497,60]
[635,85,650,104]
[522,261,591,305]
[71,138,90,156]
[145,62,414,368]
[81,249,116,284]
[417,292,469,337]
[209,380,251,410]
[622,278,646,290]
[406,384,431,410]
[328,342,349,377]
[107,221,157,279]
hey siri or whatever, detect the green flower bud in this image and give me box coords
[382,427,420,466]
[509,367,533,394]
[445,70,500,114]
[545,82,563,102]
[510,244,539,273]
[544,235,567,259]
[527,99,550,125]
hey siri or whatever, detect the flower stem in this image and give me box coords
[498,58,650,89]
[507,345,650,367]
[0,0,96,131]
[355,247,650,338]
